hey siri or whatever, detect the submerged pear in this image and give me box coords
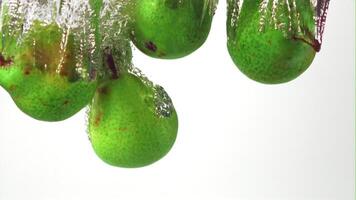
[0,22,97,121]
[227,0,318,84]
[88,72,178,168]
[130,0,216,59]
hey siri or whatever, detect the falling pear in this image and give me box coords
[227,0,320,84]
[130,0,217,59]
[0,18,97,121]
[88,69,178,168]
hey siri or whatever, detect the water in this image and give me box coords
[204,0,219,16]
[98,0,133,77]
[0,0,134,80]
[227,0,244,32]
[0,0,179,120]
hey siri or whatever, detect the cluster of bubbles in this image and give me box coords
[128,66,174,118]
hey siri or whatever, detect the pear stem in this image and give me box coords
[292,31,321,52]
[104,48,119,80]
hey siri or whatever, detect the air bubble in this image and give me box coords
[153,85,175,118]
[128,66,175,118]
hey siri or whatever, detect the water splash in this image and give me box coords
[94,0,133,78]
[227,0,243,32]
[85,106,92,142]
[128,66,175,119]
[153,85,175,118]
[315,0,329,51]
[257,0,309,37]
[0,0,106,80]
[0,0,132,80]
[203,0,219,17]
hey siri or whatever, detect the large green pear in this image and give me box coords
[130,0,216,59]
[88,72,178,168]
[227,0,318,84]
[0,21,97,121]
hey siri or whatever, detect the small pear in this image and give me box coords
[88,72,178,168]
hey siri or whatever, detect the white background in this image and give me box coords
[0,1,354,200]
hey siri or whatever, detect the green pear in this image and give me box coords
[0,21,97,121]
[227,0,318,84]
[88,72,178,168]
[130,0,216,59]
